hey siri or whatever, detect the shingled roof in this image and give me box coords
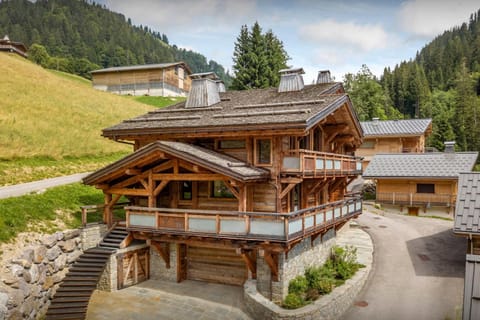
[101,82,362,139]
[83,141,270,185]
[454,172,480,234]
[363,152,478,179]
[361,119,432,137]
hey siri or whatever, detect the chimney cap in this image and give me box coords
[444,141,456,146]
[372,117,380,121]
[190,72,219,80]
[279,67,305,75]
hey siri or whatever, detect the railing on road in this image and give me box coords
[125,197,362,243]
[282,149,362,178]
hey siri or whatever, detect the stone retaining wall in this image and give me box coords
[243,227,373,320]
[0,224,108,320]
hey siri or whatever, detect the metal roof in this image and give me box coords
[361,119,432,137]
[91,62,191,74]
[363,152,478,179]
[454,172,480,234]
[83,141,270,185]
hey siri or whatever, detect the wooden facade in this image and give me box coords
[91,62,192,97]
[84,69,364,297]
[0,35,27,58]
[356,119,432,170]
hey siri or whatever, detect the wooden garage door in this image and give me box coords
[187,246,247,286]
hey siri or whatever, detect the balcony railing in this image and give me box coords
[282,149,362,177]
[125,197,362,243]
[376,192,455,207]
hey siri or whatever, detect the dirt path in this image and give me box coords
[342,210,465,320]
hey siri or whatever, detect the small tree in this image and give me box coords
[28,43,51,67]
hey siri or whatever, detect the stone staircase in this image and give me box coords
[45,223,130,320]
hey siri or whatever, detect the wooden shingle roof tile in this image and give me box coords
[454,172,480,234]
[361,119,432,137]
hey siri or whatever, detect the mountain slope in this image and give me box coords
[0,0,231,85]
[0,53,154,159]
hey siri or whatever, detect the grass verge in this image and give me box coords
[0,183,103,243]
[0,152,128,186]
[130,95,185,108]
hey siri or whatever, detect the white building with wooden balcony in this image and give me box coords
[83,68,364,303]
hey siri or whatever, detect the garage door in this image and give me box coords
[187,246,247,286]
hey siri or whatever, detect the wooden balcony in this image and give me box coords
[376,192,455,207]
[282,149,362,177]
[125,197,362,244]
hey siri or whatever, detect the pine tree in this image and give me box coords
[231,22,289,90]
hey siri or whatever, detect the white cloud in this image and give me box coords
[103,0,257,34]
[298,19,389,52]
[398,0,480,38]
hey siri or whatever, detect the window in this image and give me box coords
[181,181,192,200]
[211,181,235,198]
[417,184,435,194]
[256,139,271,164]
[359,141,375,149]
[218,139,245,149]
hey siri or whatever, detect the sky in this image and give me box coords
[97,0,480,83]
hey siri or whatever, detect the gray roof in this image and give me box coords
[91,62,191,74]
[363,152,478,179]
[454,172,480,234]
[102,82,362,139]
[361,119,432,137]
[83,141,269,185]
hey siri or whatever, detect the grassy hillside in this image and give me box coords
[0,53,158,185]
[0,53,154,159]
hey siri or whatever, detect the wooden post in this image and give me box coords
[104,193,112,226]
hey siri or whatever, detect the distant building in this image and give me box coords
[356,118,432,170]
[363,143,477,213]
[91,62,192,97]
[0,35,28,58]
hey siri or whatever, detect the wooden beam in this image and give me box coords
[280,183,298,199]
[139,178,149,190]
[263,252,279,281]
[153,180,169,197]
[125,168,142,175]
[240,250,257,279]
[108,188,149,196]
[152,173,225,181]
[151,160,174,173]
[223,179,240,199]
[119,233,134,249]
[280,177,303,184]
[151,241,170,268]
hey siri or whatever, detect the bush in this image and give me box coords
[288,275,308,295]
[283,293,305,309]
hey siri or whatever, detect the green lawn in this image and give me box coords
[0,183,103,242]
[130,95,185,108]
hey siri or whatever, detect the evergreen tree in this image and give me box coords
[231,22,289,90]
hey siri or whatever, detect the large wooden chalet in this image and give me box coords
[91,62,192,97]
[83,68,363,302]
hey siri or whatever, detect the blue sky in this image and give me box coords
[98,0,480,83]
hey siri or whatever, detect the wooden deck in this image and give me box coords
[125,197,362,244]
[282,149,362,177]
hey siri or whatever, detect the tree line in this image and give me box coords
[344,10,480,153]
[0,0,231,84]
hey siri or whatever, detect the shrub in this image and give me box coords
[283,293,305,309]
[288,275,308,295]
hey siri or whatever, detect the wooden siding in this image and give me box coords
[253,183,276,212]
[117,247,150,289]
[186,246,247,286]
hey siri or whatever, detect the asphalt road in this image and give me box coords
[0,172,90,199]
[342,210,466,320]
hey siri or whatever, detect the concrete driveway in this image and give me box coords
[342,209,465,320]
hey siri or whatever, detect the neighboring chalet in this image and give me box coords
[91,62,192,97]
[83,68,364,302]
[0,35,27,58]
[356,118,432,170]
[453,172,480,320]
[364,143,478,214]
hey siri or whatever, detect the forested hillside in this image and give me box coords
[346,9,480,153]
[0,0,231,84]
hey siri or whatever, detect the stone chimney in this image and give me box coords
[372,118,380,125]
[278,68,305,93]
[185,72,220,108]
[444,141,455,153]
[316,70,332,84]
